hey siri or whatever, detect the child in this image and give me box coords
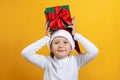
[21,18,99,80]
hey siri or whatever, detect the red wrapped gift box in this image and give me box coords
[44,5,73,32]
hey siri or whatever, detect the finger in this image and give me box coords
[72,16,76,25]
[47,26,50,31]
[45,22,48,28]
[68,25,74,28]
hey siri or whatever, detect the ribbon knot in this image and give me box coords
[46,6,72,31]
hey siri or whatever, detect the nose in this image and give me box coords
[58,43,64,48]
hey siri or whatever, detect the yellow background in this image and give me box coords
[0,0,120,80]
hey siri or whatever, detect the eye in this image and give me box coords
[64,41,68,44]
[54,41,59,44]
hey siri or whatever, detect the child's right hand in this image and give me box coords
[45,22,50,37]
[68,16,76,36]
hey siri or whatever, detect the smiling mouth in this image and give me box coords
[57,50,65,52]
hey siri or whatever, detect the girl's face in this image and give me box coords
[51,36,72,59]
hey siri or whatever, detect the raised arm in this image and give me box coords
[74,33,99,68]
[21,23,51,69]
[21,36,50,69]
[68,17,99,68]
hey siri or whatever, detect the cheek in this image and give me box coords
[66,44,72,50]
[50,44,57,52]
[70,46,72,50]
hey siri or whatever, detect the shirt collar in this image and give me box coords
[54,56,69,65]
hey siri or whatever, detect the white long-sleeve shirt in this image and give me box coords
[21,33,99,80]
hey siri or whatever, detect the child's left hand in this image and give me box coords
[45,22,50,37]
[68,16,76,36]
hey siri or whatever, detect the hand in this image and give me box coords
[45,22,50,37]
[68,16,76,36]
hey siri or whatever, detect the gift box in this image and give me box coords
[44,5,73,32]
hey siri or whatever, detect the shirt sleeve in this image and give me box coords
[21,36,50,70]
[74,33,99,68]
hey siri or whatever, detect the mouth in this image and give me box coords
[57,50,65,52]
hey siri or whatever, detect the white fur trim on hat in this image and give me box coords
[49,30,75,51]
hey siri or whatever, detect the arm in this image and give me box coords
[74,33,99,68]
[21,36,50,69]
[68,17,99,67]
